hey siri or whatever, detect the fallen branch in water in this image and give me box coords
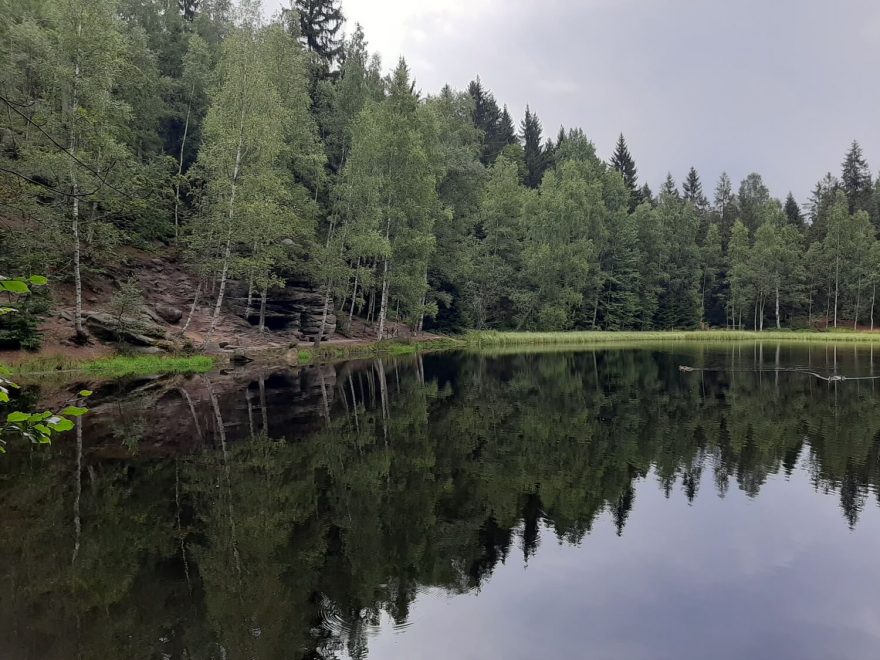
[677,365,878,383]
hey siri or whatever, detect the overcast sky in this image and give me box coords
[279,0,880,202]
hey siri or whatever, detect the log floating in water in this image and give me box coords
[677,366,871,383]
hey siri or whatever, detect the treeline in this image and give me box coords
[3,0,880,343]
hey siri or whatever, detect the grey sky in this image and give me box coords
[286,0,880,202]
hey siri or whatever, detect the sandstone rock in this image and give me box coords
[155,304,183,324]
[85,312,168,346]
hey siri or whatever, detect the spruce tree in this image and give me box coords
[661,173,679,200]
[841,140,873,215]
[520,106,545,188]
[639,183,654,207]
[467,77,507,165]
[682,167,706,206]
[610,133,641,210]
[294,0,344,67]
[783,192,803,229]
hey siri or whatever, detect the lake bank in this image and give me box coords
[466,330,880,346]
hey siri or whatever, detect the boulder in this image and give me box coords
[85,312,168,346]
[155,304,183,324]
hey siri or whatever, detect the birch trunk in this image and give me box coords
[70,50,84,338]
[377,257,390,340]
[205,123,244,343]
[258,279,268,333]
[775,285,781,330]
[180,281,201,335]
[173,83,194,241]
[348,257,360,328]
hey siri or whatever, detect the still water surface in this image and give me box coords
[2,343,880,659]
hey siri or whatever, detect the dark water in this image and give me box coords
[2,343,880,659]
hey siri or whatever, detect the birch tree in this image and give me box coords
[191,18,285,342]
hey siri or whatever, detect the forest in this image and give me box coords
[3,0,880,348]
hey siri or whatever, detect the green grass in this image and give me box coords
[298,336,463,363]
[8,354,215,379]
[466,329,880,347]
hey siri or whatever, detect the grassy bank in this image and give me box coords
[466,330,880,346]
[297,336,464,364]
[8,355,215,379]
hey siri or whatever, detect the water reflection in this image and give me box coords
[1,344,880,659]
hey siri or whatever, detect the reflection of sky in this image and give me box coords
[357,464,880,660]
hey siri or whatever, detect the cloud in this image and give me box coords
[269,0,880,201]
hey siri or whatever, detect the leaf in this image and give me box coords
[0,391,8,404]
[78,390,93,397]
[61,406,88,417]
[0,280,30,294]
[28,275,48,286]
[48,418,74,432]
[6,411,30,423]
[33,424,51,435]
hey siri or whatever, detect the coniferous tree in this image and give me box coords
[841,140,873,216]
[610,133,640,210]
[661,173,679,200]
[638,183,655,207]
[682,167,706,207]
[520,106,545,188]
[783,192,803,230]
[294,0,344,67]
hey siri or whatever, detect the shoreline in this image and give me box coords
[466,330,880,346]
[6,329,880,384]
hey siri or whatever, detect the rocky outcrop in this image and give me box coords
[225,282,337,340]
[155,304,183,324]
[85,312,178,351]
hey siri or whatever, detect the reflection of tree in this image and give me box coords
[2,345,880,658]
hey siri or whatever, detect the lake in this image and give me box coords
[2,343,880,659]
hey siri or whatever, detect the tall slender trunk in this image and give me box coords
[244,263,255,321]
[180,281,201,335]
[854,276,862,330]
[205,122,244,343]
[871,283,876,331]
[70,50,84,338]
[173,82,194,241]
[348,258,360,329]
[258,279,268,333]
[775,285,781,330]
[377,257,390,340]
[833,251,840,328]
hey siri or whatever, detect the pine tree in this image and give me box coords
[841,140,873,215]
[661,173,679,200]
[497,106,517,147]
[294,0,344,67]
[783,192,803,229]
[520,106,545,188]
[467,77,509,165]
[638,183,654,207]
[682,167,706,207]
[610,134,641,210]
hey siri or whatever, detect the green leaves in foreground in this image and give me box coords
[0,372,90,452]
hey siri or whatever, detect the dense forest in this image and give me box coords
[3,0,880,346]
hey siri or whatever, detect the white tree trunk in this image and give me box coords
[377,257,390,340]
[205,128,243,343]
[258,279,267,333]
[70,53,84,338]
[775,285,781,330]
[173,85,193,241]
